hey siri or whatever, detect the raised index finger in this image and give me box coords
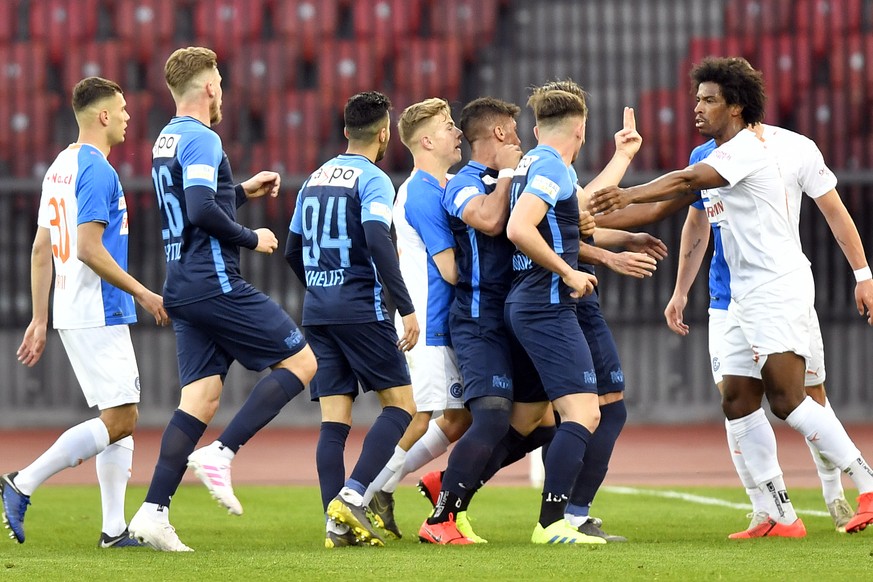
[623,107,636,131]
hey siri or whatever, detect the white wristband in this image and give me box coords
[498,168,514,180]
[854,266,872,282]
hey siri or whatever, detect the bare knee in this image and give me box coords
[100,404,138,443]
[377,385,416,416]
[438,408,472,442]
[179,376,224,424]
[276,345,318,386]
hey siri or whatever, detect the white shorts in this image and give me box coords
[404,344,465,412]
[59,325,141,410]
[718,269,816,381]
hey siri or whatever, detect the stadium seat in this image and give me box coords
[794,88,850,168]
[352,0,423,59]
[430,0,498,60]
[635,88,696,171]
[317,41,380,114]
[29,0,100,64]
[0,1,15,45]
[118,91,155,142]
[193,0,266,60]
[108,139,153,180]
[62,41,127,98]
[0,43,49,93]
[756,34,812,118]
[847,135,873,171]
[723,0,792,37]
[829,34,873,105]
[686,36,747,69]
[794,0,861,58]
[262,91,326,151]
[0,93,62,177]
[113,0,177,63]
[273,0,340,61]
[394,39,463,102]
[228,41,298,110]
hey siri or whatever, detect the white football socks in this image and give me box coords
[728,409,797,524]
[96,436,134,537]
[15,418,110,495]
[786,396,873,494]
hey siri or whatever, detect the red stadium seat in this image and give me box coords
[430,0,498,60]
[723,0,792,37]
[113,0,177,63]
[29,0,100,63]
[0,1,16,45]
[793,88,850,168]
[686,36,748,69]
[262,91,326,151]
[193,0,266,60]
[108,139,153,180]
[249,139,320,182]
[62,42,128,97]
[0,92,62,177]
[228,41,299,110]
[0,43,49,93]
[119,91,155,142]
[317,40,381,114]
[829,34,873,105]
[794,0,862,57]
[273,0,340,61]
[756,34,812,118]
[394,39,463,102]
[352,0,423,59]
[635,89,698,171]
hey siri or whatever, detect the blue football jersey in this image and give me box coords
[289,153,396,325]
[442,161,515,318]
[689,139,729,310]
[506,145,580,305]
[152,116,248,307]
[394,170,455,346]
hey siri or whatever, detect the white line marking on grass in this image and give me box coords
[603,486,830,518]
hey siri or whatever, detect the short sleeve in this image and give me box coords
[523,157,570,207]
[179,130,223,190]
[76,155,116,225]
[360,172,394,226]
[289,180,308,234]
[797,139,837,199]
[697,132,766,188]
[443,175,485,218]
[406,182,454,256]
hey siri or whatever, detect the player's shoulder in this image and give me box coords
[690,138,717,162]
[78,144,118,176]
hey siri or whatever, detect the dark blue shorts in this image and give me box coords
[505,302,597,400]
[305,320,411,401]
[449,309,514,404]
[168,284,307,387]
[577,295,625,395]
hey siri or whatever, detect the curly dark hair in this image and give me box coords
[690,57,766,126]
[344,91,392,140]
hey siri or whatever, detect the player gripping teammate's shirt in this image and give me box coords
[290,153,398,325]
[394,169,454,346]
[443,161,515,319]
[38,143,135,329]
[152,116,259,308]
[506,145,580,305]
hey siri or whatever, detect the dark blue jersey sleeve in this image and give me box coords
[363,220,415,316]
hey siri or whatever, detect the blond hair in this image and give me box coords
[164,47,218,97]
[527,89,588,128]
[397,98,450,148]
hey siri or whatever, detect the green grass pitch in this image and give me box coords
[2,485,872,581]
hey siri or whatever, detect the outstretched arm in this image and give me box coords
[590,163,727,214]
[813,189,873,324]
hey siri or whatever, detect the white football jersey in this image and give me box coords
[699,128,810,299]
[758,124,838,247]
[37,144,135,329]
